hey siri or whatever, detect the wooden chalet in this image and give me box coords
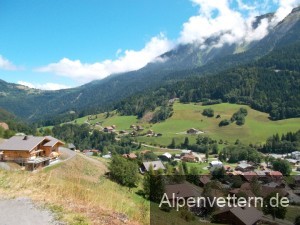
[0,135,64,170]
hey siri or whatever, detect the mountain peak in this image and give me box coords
[292,6,300,13]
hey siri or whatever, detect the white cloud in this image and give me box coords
[179,0,299,48]
[35,34,173,82]
[272,0,300,24]
[17,81,71,90]
[33,0,299,84]
[0,55,18,70]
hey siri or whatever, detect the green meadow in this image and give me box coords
[52,102,300,147]
[137,102,300,146]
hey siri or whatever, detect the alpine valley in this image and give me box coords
[0,7,300,126]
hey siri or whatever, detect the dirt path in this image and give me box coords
[0,197,61,225]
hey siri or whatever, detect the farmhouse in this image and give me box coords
[181,153,197,162]
[187,128,198,134]
[141,160,165,173]
[0,135,64,170]
[209,161,223,169]
[235,161,255,172]
[165,182,201,201]
[103,126,114,133]
[136,125,144,131]
[122,153,137,159]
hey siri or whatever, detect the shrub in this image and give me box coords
[219,119,230,127]
[202,108,214,117]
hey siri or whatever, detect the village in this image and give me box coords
[1,120,300,225]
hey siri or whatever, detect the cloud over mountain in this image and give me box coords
[35,34,173,83]
[33,0,300,88]
[179,0,300,48]
[17,81,70,90]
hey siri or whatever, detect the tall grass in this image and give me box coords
[0,155,150,225]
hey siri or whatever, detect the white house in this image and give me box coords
[209,161,223,170]
[292,151,300,160]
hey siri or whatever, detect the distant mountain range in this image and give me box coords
[0,6,300,125]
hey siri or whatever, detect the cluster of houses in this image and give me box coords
[103,125,116,133]
[0,135,64,170]
[144,129,163,137]
[130,124,144,131]
[267,152,300,169]
[148,157,299,225]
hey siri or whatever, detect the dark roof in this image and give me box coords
[261,186,288,197]
[230,207,263,225]
[165,182,201,199]
[214,206,263,225]
[0,136,46,151]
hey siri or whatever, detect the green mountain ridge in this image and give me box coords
[0,7,299,125]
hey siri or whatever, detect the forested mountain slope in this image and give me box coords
[0,7,299,124]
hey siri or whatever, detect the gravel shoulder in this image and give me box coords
[0,197,61,225]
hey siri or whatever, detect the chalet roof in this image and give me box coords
[242,171,257,182]
[261,186,288,197]
[142,161,165,171]
[268,171,283,177]
[0,135,64,152]
[181,153,196,159]
[43,136,64,147]
[0,136,46,151]
[127,153,137,159]
[229,207,263,225]
[165,182,201,199]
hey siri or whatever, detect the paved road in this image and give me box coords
[0,197,61,225]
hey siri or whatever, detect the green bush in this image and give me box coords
[202,108,214,117]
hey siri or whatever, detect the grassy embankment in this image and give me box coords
[0,155,149,225]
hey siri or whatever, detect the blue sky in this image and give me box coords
[0,0,298,90]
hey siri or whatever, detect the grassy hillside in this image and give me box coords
[0,155,149,225]
[61,102,300,147]
[142,102,300,146]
